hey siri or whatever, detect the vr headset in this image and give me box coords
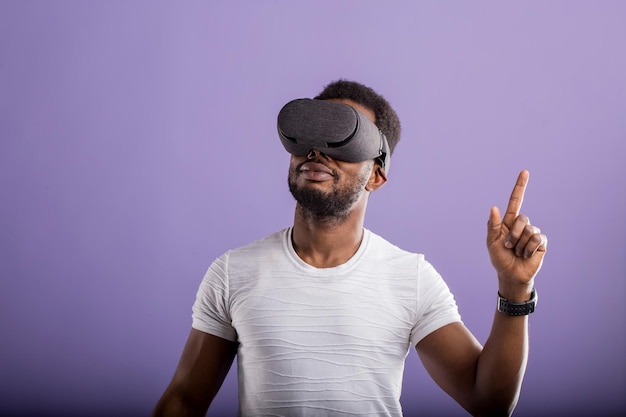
[277,98,390,172]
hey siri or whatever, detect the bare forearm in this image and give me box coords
[472,310,529,416]
[443,170,544,416]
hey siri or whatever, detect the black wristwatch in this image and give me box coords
[497,288,538,316]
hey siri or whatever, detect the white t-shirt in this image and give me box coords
[192,228,461,416]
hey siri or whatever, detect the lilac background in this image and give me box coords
[1,1,624,416]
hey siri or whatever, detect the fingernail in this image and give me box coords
[505,240,513,249]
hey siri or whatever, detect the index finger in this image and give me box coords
[503,170,529,227]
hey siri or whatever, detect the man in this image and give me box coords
[152,80,547,417]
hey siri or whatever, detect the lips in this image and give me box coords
[299,162,334,181]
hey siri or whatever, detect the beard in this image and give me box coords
[288,162,371,222]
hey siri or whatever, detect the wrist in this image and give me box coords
[497,279,534,302]
[497,288,538,316]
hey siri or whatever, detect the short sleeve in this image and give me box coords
[409,256,462,346]
[191,252,238,342]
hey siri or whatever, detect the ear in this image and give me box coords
[365,164,388,192]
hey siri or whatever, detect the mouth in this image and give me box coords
[298,161,335,181]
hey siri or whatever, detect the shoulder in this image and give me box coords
[359,230,441,288]
[212,228,291,274]
[363,229,445,286]
[226,228,288,257]
[364,229,426,263]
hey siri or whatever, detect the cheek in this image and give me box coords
[335,160,373,174]
[288,157,299,174]
[336,164,373,188]
[289,155,307,169]
[353,162,375,181]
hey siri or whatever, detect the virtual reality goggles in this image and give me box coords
[277,98,390,172]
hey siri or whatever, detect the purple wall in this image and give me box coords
[1,1,624,416]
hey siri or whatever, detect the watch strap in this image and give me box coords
[497,288,537,316]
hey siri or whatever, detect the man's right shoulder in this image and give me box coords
[205,228,291,286]
[222,227,290,260]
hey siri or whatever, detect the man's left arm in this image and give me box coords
[416,170,547,417]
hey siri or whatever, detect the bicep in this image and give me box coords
[156,328,238,416]
[415,322,482,411]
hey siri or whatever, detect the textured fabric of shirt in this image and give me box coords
[192,228,462,416]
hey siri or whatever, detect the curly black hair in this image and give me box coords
[314,79,401,155]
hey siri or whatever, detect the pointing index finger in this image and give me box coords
[503,170,529,227]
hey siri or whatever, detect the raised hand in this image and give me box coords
[486,170,547,299]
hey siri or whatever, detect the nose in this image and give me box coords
[306,149,319,160]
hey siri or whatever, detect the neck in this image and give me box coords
[291,199,368,268]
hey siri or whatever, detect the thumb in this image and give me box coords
[487,206,502,245]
